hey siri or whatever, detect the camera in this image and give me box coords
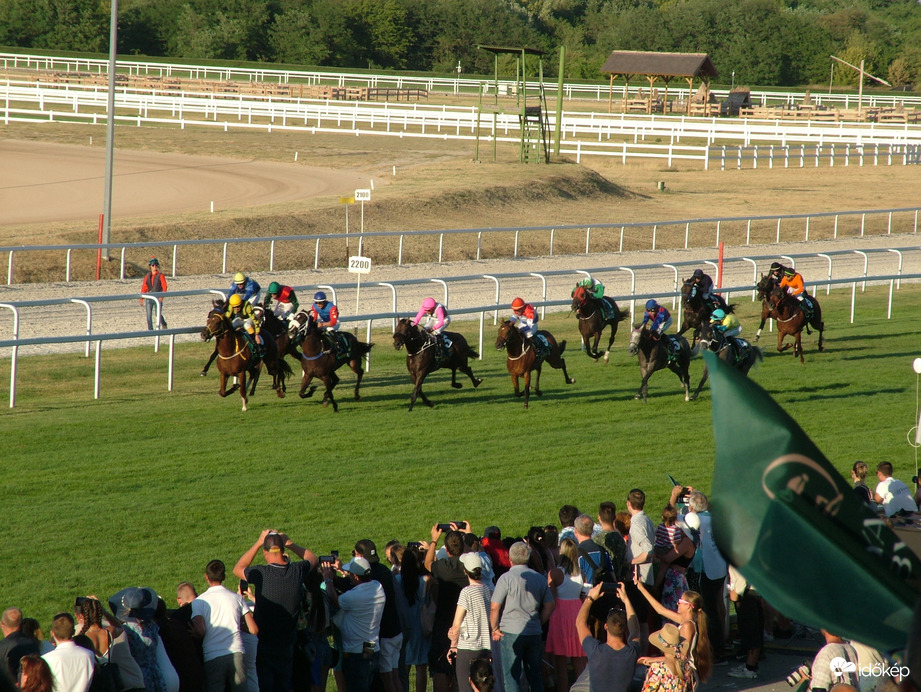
[785,663,811,687]
[437,521,467,531]
[913,476,919,485]
[407,541,422,550]
[600,582,622,593]
[319,555,337,563]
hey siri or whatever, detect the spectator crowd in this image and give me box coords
[1,471,914,692]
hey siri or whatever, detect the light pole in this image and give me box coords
[101,0,118,262]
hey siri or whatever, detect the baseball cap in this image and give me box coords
[482,526,501,540]
[354,539,379,563]
[459,553,483,572]
[263,533,285,552]
[148,258,159,266]
[343,556,372,576]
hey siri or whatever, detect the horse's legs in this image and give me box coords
[248,364,261,397]
[350,359,365,400]
[201,346,218,376]
[796,333,805,364]
[777,332,791,353]
[450,366,462,389]
[603,323,617,362]
[817,320,826,352]
[299,371,316,398]
[219,371,229,397]
[239,372,248,412]
[523,370,532,408]
[511,371,522,398]
[690,366,710,401]
[320,374,339,412]
[409,371,432,411]
[635,367,653,403]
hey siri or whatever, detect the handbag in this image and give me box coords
[419,580,437,638]
[91,631,124,692]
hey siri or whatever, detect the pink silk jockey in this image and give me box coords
[413,302,449,334]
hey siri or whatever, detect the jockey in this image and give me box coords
[573,275,605,300]
[688,269,715,303]
[225,293,265,356]
[265,281,299,321]
[310,291,339,349]
[709,309,741,340]
[779,267,808,305]
[413,297,450,335]
[229,272,261,306]
[768,261,787,286]
[509,297,538,339]
[640,299,672,336]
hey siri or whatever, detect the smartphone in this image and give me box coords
[319,555,336,563]
[407,541,422,550]
[600,582,621,593]
[331,550,339,559]
[453,521,468,529]
[239,579,248,594]
[437,523,452,531]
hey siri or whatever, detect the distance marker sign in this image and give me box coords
[348,256,372,274]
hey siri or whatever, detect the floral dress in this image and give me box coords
[642,656,694,692]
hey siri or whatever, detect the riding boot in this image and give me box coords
[321,331,336,353]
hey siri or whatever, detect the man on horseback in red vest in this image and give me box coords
[413,297,452,360]
[509,297,538,339]
[226,293,265,357]
[265,281,300,323]
[779,267,815,318]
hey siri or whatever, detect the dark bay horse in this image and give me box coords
[392,318,482,411]
[689,321,763,400]
[677,278,734,343]
[287,313,373,411]
[200,308,291,411]
[495,321,575,408]
[570,286,630,362]
[627,327,692,403]
[765,286,825,363]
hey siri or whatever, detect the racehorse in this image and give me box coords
[287,312,373,411]
[495,321,575,408]
[392,318,482,411]
[200,308,292,411]
[764,286,825,363]
[570,286,630,362]
[627,327,692,403]
[677,278,734,343]
[689,321,763,401]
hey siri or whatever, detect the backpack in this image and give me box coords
[578,544,616,586]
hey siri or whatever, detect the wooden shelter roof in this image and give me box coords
[600,51,718,79]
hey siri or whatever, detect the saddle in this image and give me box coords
[598,297,617,321]
[727,337,751,364]
[427,332,453,363]
[533,333,552,362]
[321,331,352,360]
[801,295,815,319]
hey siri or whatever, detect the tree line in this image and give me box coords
[2,0,921,88]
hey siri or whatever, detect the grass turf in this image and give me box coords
[3,285,920,623]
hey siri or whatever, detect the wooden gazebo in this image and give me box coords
[600,51,718,114]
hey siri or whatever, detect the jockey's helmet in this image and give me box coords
[711,309,726,322]
[784,268,795,276]
[313,291,327,302]
[233,272,246,284]
[267,281,281,295]
[229,294,243,308]
[149,257,159,267]
[692,269,704,279]
[770,261,781,271]
[645,299,658,311]
[422,297,436,311]
[511,297,525,312]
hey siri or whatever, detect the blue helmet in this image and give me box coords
[710,309,726,321]
[313,291,327,302]
[645,299,658,311]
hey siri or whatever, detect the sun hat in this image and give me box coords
[343,556,372,577]
[109,586,160,622]
[649,623,682,653]
[459,553,483,572]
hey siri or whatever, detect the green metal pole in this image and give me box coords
[555,46,565,157]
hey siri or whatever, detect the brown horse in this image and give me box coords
[764,286,825,363]
[200,308,291,411]
[677,278,734,344]
[495,321,575,408]
[689,321,763,400]
[287,312,373,411]
[627,327,692,403]
[753,274,778,342]
[570,286,630,362]
[392,318,482,411]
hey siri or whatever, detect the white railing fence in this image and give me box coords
[4,208,921,286]
[4,51,921,111]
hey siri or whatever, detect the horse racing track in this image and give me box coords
[4,285,920,624]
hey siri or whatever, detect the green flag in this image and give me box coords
[704,351,921,652]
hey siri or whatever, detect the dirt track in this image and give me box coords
[0,140,371,227]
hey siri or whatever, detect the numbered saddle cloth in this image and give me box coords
[666,335,682,360]
[733,338,751,363]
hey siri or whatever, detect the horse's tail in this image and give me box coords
[467,347,480,359]
[355,340,374,356]
[725,302,738,314]
[276,357,293,381]
[558,340,567,354]
[618,308,630,321]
